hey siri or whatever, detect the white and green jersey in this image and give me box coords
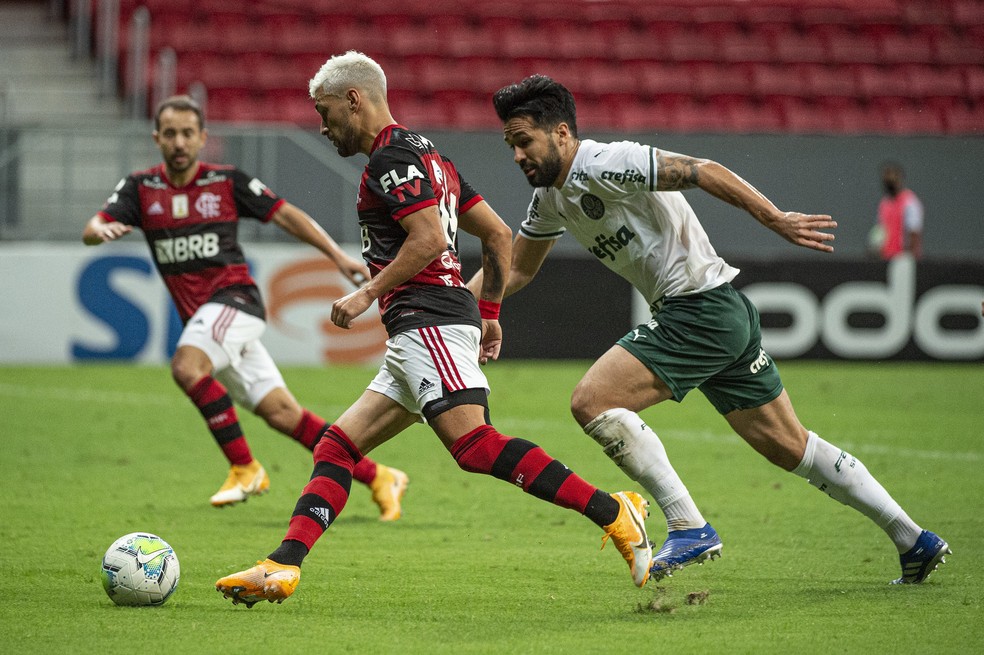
[519,139,738,306]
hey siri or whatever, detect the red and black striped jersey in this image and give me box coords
[99,162,285,322]
[359,124,484,336]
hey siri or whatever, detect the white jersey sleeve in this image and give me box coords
[549,139,738,306]
[519,188,566,241]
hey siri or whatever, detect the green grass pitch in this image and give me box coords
[0,361,981,654]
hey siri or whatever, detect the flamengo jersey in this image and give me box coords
[519,139,739,307]
[359,124,483,336]
[99,163,285,322]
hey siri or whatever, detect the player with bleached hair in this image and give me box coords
[472,74,948,585]
[215,52,655,607]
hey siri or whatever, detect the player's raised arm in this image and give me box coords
[654,149,837,253]
[82,214,132,245]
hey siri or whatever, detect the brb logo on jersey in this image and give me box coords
[154,233,220,264]
[194,192,222,219]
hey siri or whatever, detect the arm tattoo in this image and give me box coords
[656,152,702,191]
[481,244,506,298]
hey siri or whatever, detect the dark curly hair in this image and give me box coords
[492,75,578,137]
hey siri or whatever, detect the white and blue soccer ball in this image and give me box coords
[101,532,180,606]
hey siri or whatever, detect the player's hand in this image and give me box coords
[479,318,502,364]
[96,222,132,242]
[771,212,837,253]
[331,287,373,329]
[337,255,371,288]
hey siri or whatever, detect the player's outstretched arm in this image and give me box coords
[82,214,132,245]
[654,149,837,253]
[271,202,370,286]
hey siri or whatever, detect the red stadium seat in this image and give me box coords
[943,102,984,134]
[636,63,697,101]
[614,97,666,133]
[691,63,754,102]
[823,28,883,65]
[726,100,786,134]
[875,100,946,134]
[965,66,984,101]
[717,29,775,64]
[772,29,829,64]
[802,64,859,100]
[117,0,971,133]
[879,30,937,66]
[856,65,913,101]
[581,61,639,98]
[907,64,969,102]
[750,64,811,101]
[782,98,842,134]
[950,0,984,26]
[933,31,984,66]
[661,27,722,64]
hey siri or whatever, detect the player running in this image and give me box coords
[83,95,409,519]
[471,75,949,585]
[215,52,652,607]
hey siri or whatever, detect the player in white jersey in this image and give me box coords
[471,74,949,585]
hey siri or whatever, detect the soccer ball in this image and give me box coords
[101,532,180,606]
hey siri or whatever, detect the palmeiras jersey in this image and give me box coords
[520,139,739,308]
[99,163,285,323]
[359,124,483,337]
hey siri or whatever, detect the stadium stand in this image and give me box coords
[108,0,983,134]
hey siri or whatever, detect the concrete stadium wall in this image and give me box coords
[427,130,984,262]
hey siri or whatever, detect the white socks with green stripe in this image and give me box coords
[792,431,922,553]
[584,408,706,531]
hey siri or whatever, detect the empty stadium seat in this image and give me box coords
[750,64,811,101]
[121,0,978,133]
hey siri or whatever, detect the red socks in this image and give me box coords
[187,376,250,465]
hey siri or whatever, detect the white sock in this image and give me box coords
[584,408,705,531]
[792,431,922,553]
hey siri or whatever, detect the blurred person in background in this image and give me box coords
[869,161,923,260]
[82,95,409,519]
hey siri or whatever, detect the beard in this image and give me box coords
[523,140,564,188]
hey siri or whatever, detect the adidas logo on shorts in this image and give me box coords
[418,377,436,395]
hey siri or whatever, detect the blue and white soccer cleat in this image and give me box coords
[649,522,722,582]
[891,530,950,585]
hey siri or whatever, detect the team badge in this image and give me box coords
[581,193,605,220]
[172,194,189,219]
[195,192,222,219]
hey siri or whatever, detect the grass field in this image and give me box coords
[0,361,981,654]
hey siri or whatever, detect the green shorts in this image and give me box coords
[617,283,784,415]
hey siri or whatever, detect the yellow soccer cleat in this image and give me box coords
[369,464,409,521]
[210,459,270,507]
[215,559,300,608]
[601,491,653,588]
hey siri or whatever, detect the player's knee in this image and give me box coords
[170,359,203,392]
[258,397,301,434]
[570,383,601,428]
